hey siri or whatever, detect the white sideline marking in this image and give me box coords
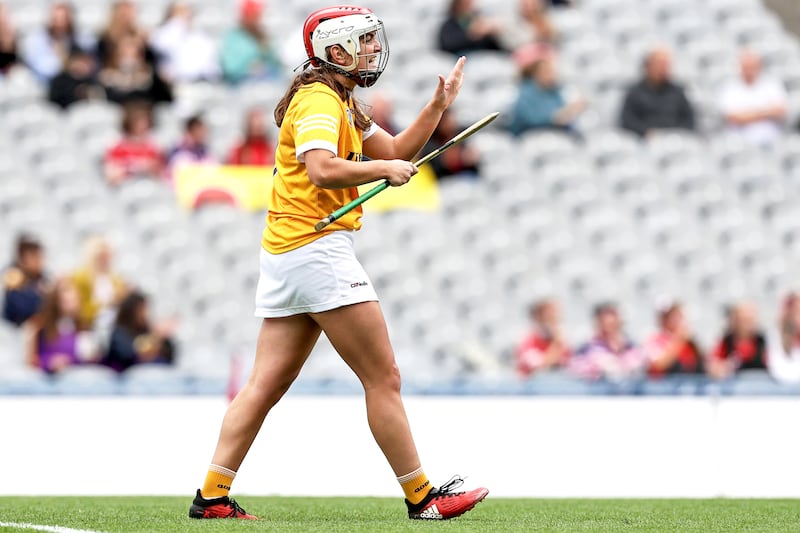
[0,522,101,533]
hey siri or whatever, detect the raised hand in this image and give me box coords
[431,56,466,112]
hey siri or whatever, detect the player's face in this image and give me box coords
[357,31,382,72]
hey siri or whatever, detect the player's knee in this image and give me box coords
[248,368,299,405]
[378,362,402,394]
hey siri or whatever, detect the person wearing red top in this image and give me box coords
[226,107,275,166]
[709,302,767,379]
[515,298,570,377]
[645,301,705,377]
[104,102,164,186]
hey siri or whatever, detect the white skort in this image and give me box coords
[254,231,378,318]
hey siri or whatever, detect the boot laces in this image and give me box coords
[434,475,466,498]
[226,499,249,517]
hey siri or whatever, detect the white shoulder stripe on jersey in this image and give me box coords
[297,118,339,129]
[296,140,338,163]
[297,124,338,136]
[296,113,338,125]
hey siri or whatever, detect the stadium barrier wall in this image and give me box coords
[3,395,799,498]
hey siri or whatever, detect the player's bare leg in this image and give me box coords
[212,315,322,469]
[312,301,420,475]
[190,315,321,520]
[313,301,488,520]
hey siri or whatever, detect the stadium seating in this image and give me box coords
[1,0,799,394]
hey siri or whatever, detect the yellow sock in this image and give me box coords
[398,467,431,504]
[201,464,236,499]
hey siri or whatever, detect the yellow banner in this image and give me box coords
[175,163,440,212]
[356,163,440,212]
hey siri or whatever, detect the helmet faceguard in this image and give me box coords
[302,5,390,88]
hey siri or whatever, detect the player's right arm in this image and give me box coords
[303,149,417,189]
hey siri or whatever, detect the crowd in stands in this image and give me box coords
[516,296,800,384]
[1,0,799,388]
[433,0,793,147]
[2,234,176,376]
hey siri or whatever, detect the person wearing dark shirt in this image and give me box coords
[644,301,705,377]
[422,108,481,179]
[2,234,49,327]
[0,2,17,75]
[103,290,176,372]
[620,47,695,137]
[166,114,215,181]
[709,302,767,379]
[97,0,157,69]
[98,34,172,105]
[437,0,504,56]
[48,48,102,109]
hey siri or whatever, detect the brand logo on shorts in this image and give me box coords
[351,281,369,288]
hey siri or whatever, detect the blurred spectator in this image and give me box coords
[0,2,18,76]
[509,54,587,136]
[70,236,128,333]
[768,292,800,384]
[102,291,176,372]
[719,49,788,147]
[3,234,49,327]
[620,47,695,137]
[104,102,164,185]
[24,277,100,374]
[515,298,570,377]
[226,108,275,166]
[422,108,481,179]
[97,0,156,68]
[20,1,95,83]
[166,114,216,181]
[644,301,705,378]
[149,1,219,83]
[368,92,399,136]
[570,302,646,382]
[48,48,102,109]
[708,302,767,380]
[98,35,173,105]
[220,0,283,84]
[437,0,504,56]
[503,0,557,50]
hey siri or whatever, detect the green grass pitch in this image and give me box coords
[1,497,799,532]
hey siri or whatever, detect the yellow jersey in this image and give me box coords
[262,81,376,254]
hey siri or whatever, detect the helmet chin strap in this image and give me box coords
[308,56,369,87]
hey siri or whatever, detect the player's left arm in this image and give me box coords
[363,56,465,161]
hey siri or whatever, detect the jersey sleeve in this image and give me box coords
[362,121,380,141]
[293,90,343,163]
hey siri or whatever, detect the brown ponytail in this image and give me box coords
[274,66,371,131]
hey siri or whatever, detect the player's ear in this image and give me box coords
[328,44,351,66]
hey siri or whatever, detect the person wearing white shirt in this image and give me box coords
[150,2,219,82]
[767,292,800,384]
[719,49,788,147]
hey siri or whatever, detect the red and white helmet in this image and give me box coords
[302,5,389,88]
